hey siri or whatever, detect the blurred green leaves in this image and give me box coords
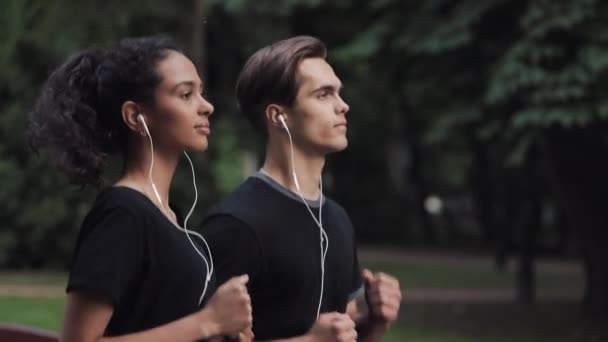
[4,0,608,266]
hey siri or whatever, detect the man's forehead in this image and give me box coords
[297,58,341,88]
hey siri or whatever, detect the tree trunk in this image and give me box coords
[516,148,541,304]
[495,167,519,271]
[545,128,608,319]
[191,0,206,71]
[399,99,436,244]
[468,129,495,243]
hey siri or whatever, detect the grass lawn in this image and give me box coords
[0,255,598,342]
[0,295,559,341]
[360,262,583,291]
[0,296,594,341]
[0,296,64,331]
[382,327,559,342]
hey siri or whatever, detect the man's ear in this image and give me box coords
[266,104,288,130]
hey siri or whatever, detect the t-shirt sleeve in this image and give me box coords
[345,209,364,301]
[348,234,365,301]
[199,215,263,287]
[348,245,365,301]
[66,206,142,308]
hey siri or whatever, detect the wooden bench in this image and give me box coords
[0,324,58,342]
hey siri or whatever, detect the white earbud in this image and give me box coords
[138,114,162,207]
[278,114,301,192]
[278,114,288,130]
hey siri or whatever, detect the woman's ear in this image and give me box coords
[122,101,145,136]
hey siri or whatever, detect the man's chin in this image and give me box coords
[327,139,348,153]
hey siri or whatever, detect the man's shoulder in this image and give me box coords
[325,197,350,218]
[211,177,266,208]
[202,177,274,225]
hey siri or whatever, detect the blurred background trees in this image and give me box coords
[2,0,608,320]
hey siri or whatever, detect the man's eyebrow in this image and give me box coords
[310,83,343,94]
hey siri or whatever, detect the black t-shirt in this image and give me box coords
[66,187,216,337]
[199,175,363,340]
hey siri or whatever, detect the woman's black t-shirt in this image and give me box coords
[66,186,215,336]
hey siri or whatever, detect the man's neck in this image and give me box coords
[263,141,325,201]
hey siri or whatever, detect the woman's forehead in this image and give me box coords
[156,51,202,88]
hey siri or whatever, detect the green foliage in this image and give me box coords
[487,0,608,143]
[4,0,608,265]
[211,119,246,194]
[0,0,205,267]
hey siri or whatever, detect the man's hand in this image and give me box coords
[307,312,357,342]
[237,327,254,341]
[362,269,401,325]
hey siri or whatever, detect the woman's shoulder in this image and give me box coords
[86,186,182,230]
[97,186,150,204]
[88,186,153,218]
[76,187,152,242]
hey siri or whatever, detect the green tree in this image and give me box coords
[0,0,223,267]
[487,0,608,318]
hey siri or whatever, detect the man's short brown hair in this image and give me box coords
[236,36,327,135]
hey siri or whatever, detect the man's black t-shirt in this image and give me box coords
[199,173,363,340]
[66,186,216,337]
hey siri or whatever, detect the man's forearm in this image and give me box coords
[346,294,369,324]
[256,334,312,342]
[356,320,390,342]
[347,294,390,342]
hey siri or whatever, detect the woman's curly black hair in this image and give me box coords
[27,35,184,186]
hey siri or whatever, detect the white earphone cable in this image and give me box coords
[141,117,213,305]
[282,119,329,319]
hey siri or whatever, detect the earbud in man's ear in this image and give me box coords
[137,114,148,137]
[278,114,288,130]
